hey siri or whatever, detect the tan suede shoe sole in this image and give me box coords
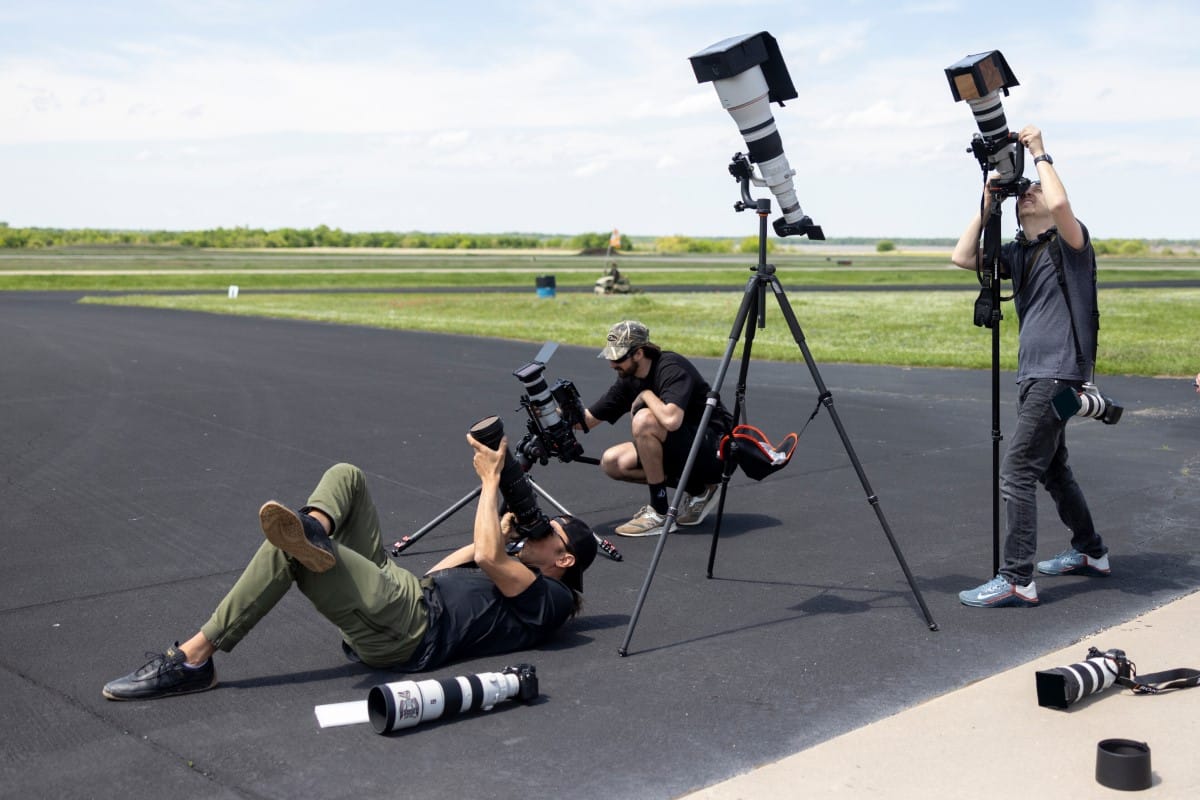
[259,501,335,573]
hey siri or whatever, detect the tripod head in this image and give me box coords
[729,153,824,239]
[968,133,1031,201]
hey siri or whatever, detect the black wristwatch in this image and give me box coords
[1033,154,1053,166]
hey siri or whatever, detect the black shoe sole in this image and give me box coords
[102,673,218,701]
[260,501,335,573]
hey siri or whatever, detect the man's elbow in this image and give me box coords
[1046,194,1072,217]
[471,542,506,570]
[950,250,976,270]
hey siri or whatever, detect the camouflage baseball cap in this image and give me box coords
[599,320,657,360]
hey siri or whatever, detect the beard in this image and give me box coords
[615,360,638,379]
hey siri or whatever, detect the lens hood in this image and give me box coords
[1095,738,1151,791]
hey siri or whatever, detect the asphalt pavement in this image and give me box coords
[2,290,1197,799]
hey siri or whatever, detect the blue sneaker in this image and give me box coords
[959,574,1039,608]
[1037,548,1111,577]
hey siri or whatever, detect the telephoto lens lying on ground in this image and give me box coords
[469,415,551,539]
[367,664,539,734]
[1036,647,1130,709]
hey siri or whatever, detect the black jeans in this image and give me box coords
[999,378,1105,584]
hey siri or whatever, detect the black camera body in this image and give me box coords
[503,663,540,702]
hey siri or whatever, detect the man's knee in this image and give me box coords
[630,408,666,439]
[1000,472,1037,501]
[325,462,364,485]
[600,446,627,479]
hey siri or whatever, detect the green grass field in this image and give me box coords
[4,247,1196,377]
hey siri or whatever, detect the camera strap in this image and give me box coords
[1116,666,1200,696]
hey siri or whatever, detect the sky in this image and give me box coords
[2,0,1198,239]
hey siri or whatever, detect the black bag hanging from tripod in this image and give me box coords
[718,424,798,480]
[716,395,822,481]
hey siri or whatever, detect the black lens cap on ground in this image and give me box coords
[1095,739,1152,791]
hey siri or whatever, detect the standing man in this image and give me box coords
[951,125,1110,608]
[102,435,597,700]
[580,320,732,537]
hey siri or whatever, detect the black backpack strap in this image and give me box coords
[1045,232,1099,381]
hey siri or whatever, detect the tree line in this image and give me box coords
[0,224,632,252]
[0,223,1192,255]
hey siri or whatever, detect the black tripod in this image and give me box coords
[979,186,1007,575]
[617,169,938,656]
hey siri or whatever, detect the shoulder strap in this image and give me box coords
[1116,667,1200,695]
[1046,234,1099,381]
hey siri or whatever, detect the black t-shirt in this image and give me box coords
[589,351,728,430]
[408,568,575,670]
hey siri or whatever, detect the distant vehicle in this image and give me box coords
[594,265,634,295]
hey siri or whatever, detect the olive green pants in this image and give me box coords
[200,463,428,667]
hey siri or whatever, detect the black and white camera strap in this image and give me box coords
[1116,666,1200,696]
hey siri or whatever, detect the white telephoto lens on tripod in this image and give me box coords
[965,90,1021,185]
[709,65,804,225]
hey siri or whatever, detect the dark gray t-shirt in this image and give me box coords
[1001,223,1097,384]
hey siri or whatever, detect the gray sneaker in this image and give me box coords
[959,574,1039,608]
[1037,548,1111,577]
[615,506,667,537]
[677,485,719,526]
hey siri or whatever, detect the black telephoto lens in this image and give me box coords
[469,416,551,539]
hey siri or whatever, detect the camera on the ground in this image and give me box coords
[1036,647,1130,708]
[367,663,539,734]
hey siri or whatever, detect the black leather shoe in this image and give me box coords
[259,501,336,573]
[102,644,217,700]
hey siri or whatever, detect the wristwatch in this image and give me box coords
[1033,154,1054,166]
